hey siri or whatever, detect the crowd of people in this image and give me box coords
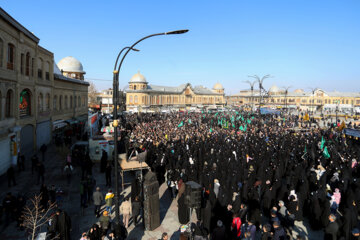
[121,111,360,239]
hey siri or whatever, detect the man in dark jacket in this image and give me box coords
[324,214,339,240]
[273,221,286,240]
[55,209,71,240]
[132,195,141,226]
[211,220,226,240]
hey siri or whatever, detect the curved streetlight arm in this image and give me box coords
[113,47,140,71]
[116,30,188,73]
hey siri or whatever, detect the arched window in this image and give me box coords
[0,38,3,67]
[134,85,137,90]
[70,96,73,108]
[74,96,77,108]
[134,95,138,104]
[53,95,57,111]
[19,89,31,117]
[78,96,81,107]
[59,96,63,110]
[46,93,50,110]
[37,58,43,79]
[21,53,24,74]
[45,61,50,80]
[65,96,68,109]
[129,96,133,104]
[25,53,30,76]
[38,93,43,112]
[5,89,13,117]
[7,43,15,70]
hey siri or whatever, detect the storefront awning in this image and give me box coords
[53,120,67,130]
[65,119,78,125]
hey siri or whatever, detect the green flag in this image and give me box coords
[188,119,192,124]
[209,128,213,133]
[178,121,184,127]
[239,125,244,131]
[251,116,255,119]
[304,144,307,153]
[215,112,219,117]
[244,124,247,132]
[232,123,235,128]
[323,146,330,159]
[247,119,251,124]
[320,137,325,150]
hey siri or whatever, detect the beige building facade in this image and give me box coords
[125,72,225,112]
[0,8,88,174]
[227,85,360,113]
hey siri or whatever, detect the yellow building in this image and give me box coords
[125,72,225,112]
[227,85,360,113]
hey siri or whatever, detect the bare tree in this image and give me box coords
[22,194,58,240]
[88,81,99,106]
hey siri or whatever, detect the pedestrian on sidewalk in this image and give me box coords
[64,162,73,185]
[105,189,114,214]
[100,150,108,173]
[99,210,111,235]
[120,197,131,228]
[93,187,104,217]
[37,161,45,185]
[80,178,88,208]
[105,162,112,187]
[17,153,25,172]
[131,195,141,226]
[86,174,96,204]
[2,192,15,227]
[31,154,39,174]
[7,166,16,187]
[40,144,47,161]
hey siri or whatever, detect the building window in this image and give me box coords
[7,43,15,70]
[53,95,57,110]
[19,89,31,117]
[31,58,35,76]
[134,85,137,90]
[65,96,68,109]
[37,58,43,79]
[74,96,77,108]
[5,89,13,117]
[45,61,50,80]
[25,53,30,76]
[46,94,50,110]
[129,96,133,104]
[21,53,24,74]
[134,95,138,104]
[0,38,3,67]
[59,96,63,110]
[70,96,73,108]
[346,100,349,104]
[38,93,43,112]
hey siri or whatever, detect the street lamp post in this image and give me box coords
[248,75,271,114]
[112,29,188,226]
[282,86,291,114]
[243,80,256,112]
[336,100,340,125]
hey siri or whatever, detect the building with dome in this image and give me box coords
[227,84,360,113]
[57,56,86,80]
[0,8,88,174]
[125,71,225,112]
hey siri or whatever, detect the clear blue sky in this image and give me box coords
[2,0,360,94]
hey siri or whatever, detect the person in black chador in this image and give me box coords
[100,150,108,173]
[55,209,71,240]
[177,184,189,224]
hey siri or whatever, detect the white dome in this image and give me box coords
[57,56,85,74]
[294,89,304,93]
[130,71,147,83]
[269,85,280,93]
[213,82,224,90]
